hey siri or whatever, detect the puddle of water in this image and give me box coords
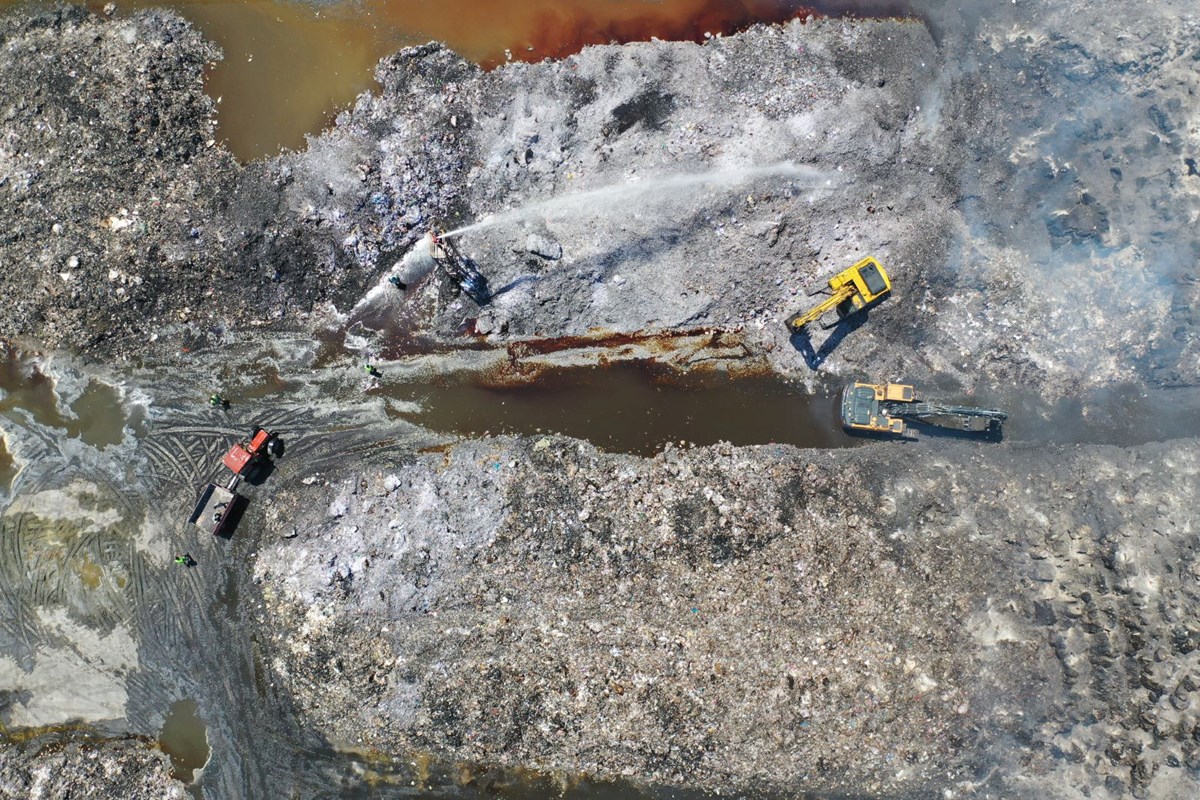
[69,381,126,448]
[0,0,911,159]
[331,744,718,799]
[159,699,211,786]
[0,347,73,431]
[381,362,859,455]
[0,437,16,492]
[0,347,127,448]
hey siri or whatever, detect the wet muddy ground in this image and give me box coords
[2,336,751,796]
[4,329,1200,798]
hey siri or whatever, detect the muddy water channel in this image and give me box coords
[0,0,911,158]
[383,363,857,455]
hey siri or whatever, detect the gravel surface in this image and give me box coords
[0,8,362,354]
[0,729,185,800]
[253,434,1200,798]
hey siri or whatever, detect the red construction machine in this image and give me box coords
[189,427,282,537]
[221,427,281,477]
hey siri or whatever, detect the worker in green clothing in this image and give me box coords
[209,394,229,409]
[174,554,194,567]
[363,364,380,377]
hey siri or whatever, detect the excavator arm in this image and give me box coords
[785,257,891,333]
[887,402,1008,433]
[841,382,1007,436]
[785,285,855,332]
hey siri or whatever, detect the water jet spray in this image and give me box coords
[440,161,835,239]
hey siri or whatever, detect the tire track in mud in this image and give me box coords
[115,399,437,797]
[5,355,517,795]
[110,419,276,796]
[0,514,41,666]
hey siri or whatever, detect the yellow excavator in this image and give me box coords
[841,381,1008,436]
[785,256,891,332]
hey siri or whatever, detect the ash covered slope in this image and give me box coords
[252,436,1200,799]
[288,20,949,381]
[288,4,1200,396]
[2,6,1197,394]
[924,0,1200,393]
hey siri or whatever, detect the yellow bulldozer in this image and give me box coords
[785,256,891,333]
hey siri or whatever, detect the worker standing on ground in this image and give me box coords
[209,394,229,409]
[173,554,194,567]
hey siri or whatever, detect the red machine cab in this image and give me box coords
[222,428,275,475]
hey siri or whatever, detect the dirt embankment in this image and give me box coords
[0,728,185,799]
[0,8,361,353]
[273,0,1200,397]
[4,5,1197,396]
[251,435,1200,799]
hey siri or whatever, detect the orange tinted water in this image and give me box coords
[2,0,909,159]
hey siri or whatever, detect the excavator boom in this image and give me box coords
[786,285,855,330]
[888,402,1008,433]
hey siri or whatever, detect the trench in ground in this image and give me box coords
[4,342,1200,457]
[376,365,1200,452]
[376,363,859,455]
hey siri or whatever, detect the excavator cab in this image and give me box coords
[786,257,891,332]
[842,382,909,434]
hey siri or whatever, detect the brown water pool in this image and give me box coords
[378,362,857,455]
[0,347,127,448]
[159,698,211,788]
